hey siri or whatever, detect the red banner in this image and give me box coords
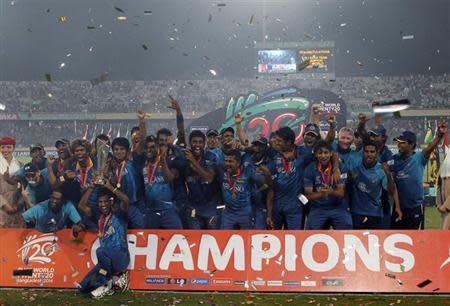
[1,229,449,292]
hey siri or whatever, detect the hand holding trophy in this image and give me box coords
[95,138,110,186]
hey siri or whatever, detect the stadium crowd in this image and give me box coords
[0,95,449,298]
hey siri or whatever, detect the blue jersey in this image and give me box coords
[108,160,137,204]
[378,145,393,164]
[268,151,304,205]
[332,141,362,170]
[297,145,315,167]
[217,165,263,214]
[208,147,224,164]
[51,160,82,204]
[22,200,81,233]
[349,162,387,217]
[185,151,220,210]
[303,162,348,208]
[98,211,128,249]
[26,169,52,205]
[388,152,428,209]
[141,157,177,210]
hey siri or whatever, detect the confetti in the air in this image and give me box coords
[58,16,69,23]
[142,44,148,50]
[117,16,127,21]
[340,23,347,27]
[59,62,66,69]
[144,10,152,15]
[0,103,5,111]
[114,6,125,13]
[209,69,217,76]
[402,35,414,40]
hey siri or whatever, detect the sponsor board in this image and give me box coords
[301,281,317,287]
[1,229,450,292]
[190,278,209,285]
[322,278,344,287]
[267,280,283,286]
[145,277,165,285]
[213,278,232,285]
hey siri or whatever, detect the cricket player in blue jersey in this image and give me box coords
[349,141,401,229]
[184,130,221,229]
[22,189,84,234]
[107,137,144,229]
[78,183,130,299]
[268,127,305,230]
[389,122,448,229]
[135,135,183,229]
[218,149,272,229]
[303,140,352,229]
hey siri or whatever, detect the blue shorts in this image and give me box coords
[220,209,253,230]
[145,206,183,229]
[272,201,304,230]
[306,207,352,230]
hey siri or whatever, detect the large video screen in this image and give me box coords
[257,49,297,74]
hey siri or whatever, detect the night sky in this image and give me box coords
[0,0,449,80]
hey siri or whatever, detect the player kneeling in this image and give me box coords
[78,180,130,299]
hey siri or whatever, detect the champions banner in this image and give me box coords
[1,229,449,293]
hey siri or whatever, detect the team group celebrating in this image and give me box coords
[0,97,448,298]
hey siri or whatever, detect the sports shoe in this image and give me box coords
[113,270,130,293]
[90,280,114,299]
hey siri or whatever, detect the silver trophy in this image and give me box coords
[95,138,110,186]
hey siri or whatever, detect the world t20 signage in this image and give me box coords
[189,87,346,143]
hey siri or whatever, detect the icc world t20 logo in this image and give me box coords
[17,233,59,264]
[190,87,346,143]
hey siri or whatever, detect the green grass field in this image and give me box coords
[1,290,449,306]
[424,205,442,229]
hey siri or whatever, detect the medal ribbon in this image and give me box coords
[318,163,333,188]
[146,160,159,186]
[115,160,126,186]
[98,213,112,239]
[226,168,241,198]
[281,156,292,175]
[77,158,93,187]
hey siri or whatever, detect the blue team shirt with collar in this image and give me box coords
[303,161,348,208]
[51,160,82,204]
[217,165,263,214]
[378,145,393,164]
[184,150,220,212]
[26,169,52,205]
[98,210,128,249]
[349,161,387,217]
[109,160,137,204]
[22,200,81,233]
[388,151,428,209]
[332,141,362,170]
[267,150,305,206]
[141,157,177,210]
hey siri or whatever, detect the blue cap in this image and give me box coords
[23,162,39,173]
[304,123,320,137]
[251,135,268,146]
[368,125,387,136]
[394,131,417,144]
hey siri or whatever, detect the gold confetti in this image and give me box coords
[58,16,69,23]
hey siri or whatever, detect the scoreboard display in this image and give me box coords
[256,41,335,78]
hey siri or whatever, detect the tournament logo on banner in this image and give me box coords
[189,87,346,144]
[1,229,449,293]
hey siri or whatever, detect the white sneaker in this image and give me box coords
[113,270,130,293]
[90,280,114,299]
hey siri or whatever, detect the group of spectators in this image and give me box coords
[0,96,449,298]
